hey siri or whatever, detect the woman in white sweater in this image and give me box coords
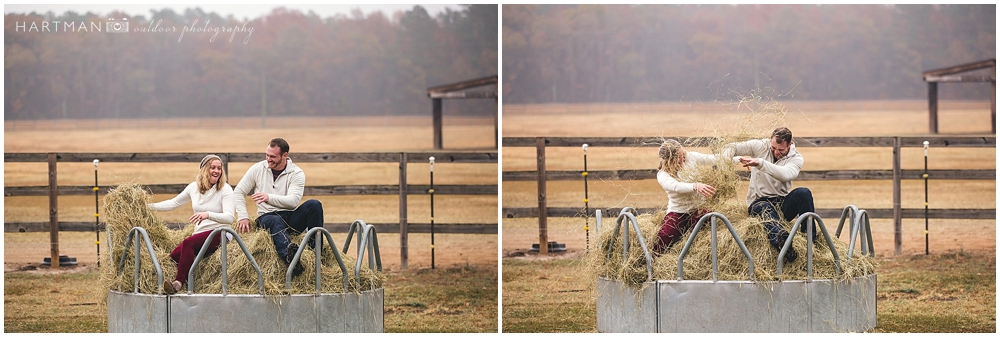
[149,154,234,294]
[653,139,718,253]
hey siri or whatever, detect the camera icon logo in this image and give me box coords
[106,18,129,33]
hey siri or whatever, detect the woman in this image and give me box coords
[149,154,234,294]
[653,139,718,253]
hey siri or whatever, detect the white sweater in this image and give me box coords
[149,182,235,234]
[722,138,804,207]
[657,151,719,214]
[233,159,305,220]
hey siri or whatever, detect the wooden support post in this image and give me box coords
[433,98,443,150]
[928,82,938,134]
[892,137,902,255]
[494,97,499,149]
[536,137,548,255]
[399,152,408,269]
[990,65,997,135]
[49,153,59,269]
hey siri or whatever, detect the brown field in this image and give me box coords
[4,115,498,270]
[501,100,996,256]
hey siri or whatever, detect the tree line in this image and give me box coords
[502,4,995,104]
[5,5,498,121]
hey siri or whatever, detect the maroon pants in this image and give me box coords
[170,230,222,284]
[654,209,710,254]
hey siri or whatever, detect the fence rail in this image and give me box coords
[501,136,996,255]
[4,151,498,269]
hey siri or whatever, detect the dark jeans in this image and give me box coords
[748,187,815,249]
[257,199,324,261]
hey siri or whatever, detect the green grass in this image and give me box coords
[4,264,498,333]
[501,251,996,333]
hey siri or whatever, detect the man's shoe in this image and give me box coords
[285,243,305,277]
[776,233,798,264]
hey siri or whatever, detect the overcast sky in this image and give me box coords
[5,3,464,21]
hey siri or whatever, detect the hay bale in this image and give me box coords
[100,183,384,296]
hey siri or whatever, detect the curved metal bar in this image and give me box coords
[834,205,859,238]
[603,212,625,262]
[285,227,350,293]
[342,220,366,254]
[862,211,874,257]
[595,209,603,234]
[622,211,654,282]
[188,228,265,295]
[777,213,841,279]
[351,221,384,284]
[677,212,754,281]
[115,227,164,294]
[848,210,876,258]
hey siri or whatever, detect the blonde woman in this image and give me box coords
[149,154,234,294]
[654,139,718,253]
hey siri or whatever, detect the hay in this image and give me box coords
[589,207,878,289]
[100,183,384,296]
[589,97,877,289]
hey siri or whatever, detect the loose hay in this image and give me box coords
[588,98,877,289]
[101,182,384,296]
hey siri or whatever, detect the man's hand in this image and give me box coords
[739,157,761,168]
[251,192,270,204]
[236,218,252,233]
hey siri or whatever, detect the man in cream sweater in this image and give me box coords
[723,127,814,263]
[234,138,324,276]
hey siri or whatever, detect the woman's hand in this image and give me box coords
[693,183,716,198]
[189,212,210,225]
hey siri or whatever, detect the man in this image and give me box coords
[723,127,814,263]
[234,138,324,276]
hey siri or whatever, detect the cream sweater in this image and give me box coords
[233,159,305,220]
[657,151,719,214]
[149,182,235,234]
[722,138,804,207]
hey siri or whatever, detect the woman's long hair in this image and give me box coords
[657,139,685,176]
[196,155,227,194]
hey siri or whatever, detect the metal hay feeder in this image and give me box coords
[595,207,877,333]
[107,220,384,333]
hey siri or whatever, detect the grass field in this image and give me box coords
[4,263,498,333]
[500,99,995,332]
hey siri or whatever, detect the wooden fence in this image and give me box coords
[501,136,995,255]
[5,151,498,269]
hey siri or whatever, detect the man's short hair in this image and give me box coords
[772,127,792,144]
[269,138,290,154]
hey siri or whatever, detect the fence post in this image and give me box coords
[49,153,59,269]
[536,137,548,255]
[928,82,938,134]
[433,98,443,150]
[893,137,902,255]
[399,152,408,269]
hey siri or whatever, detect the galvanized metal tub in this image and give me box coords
[108,288,384,333]
[107,222,385,333]
[594,207,878,333]
[596,274,877,333]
